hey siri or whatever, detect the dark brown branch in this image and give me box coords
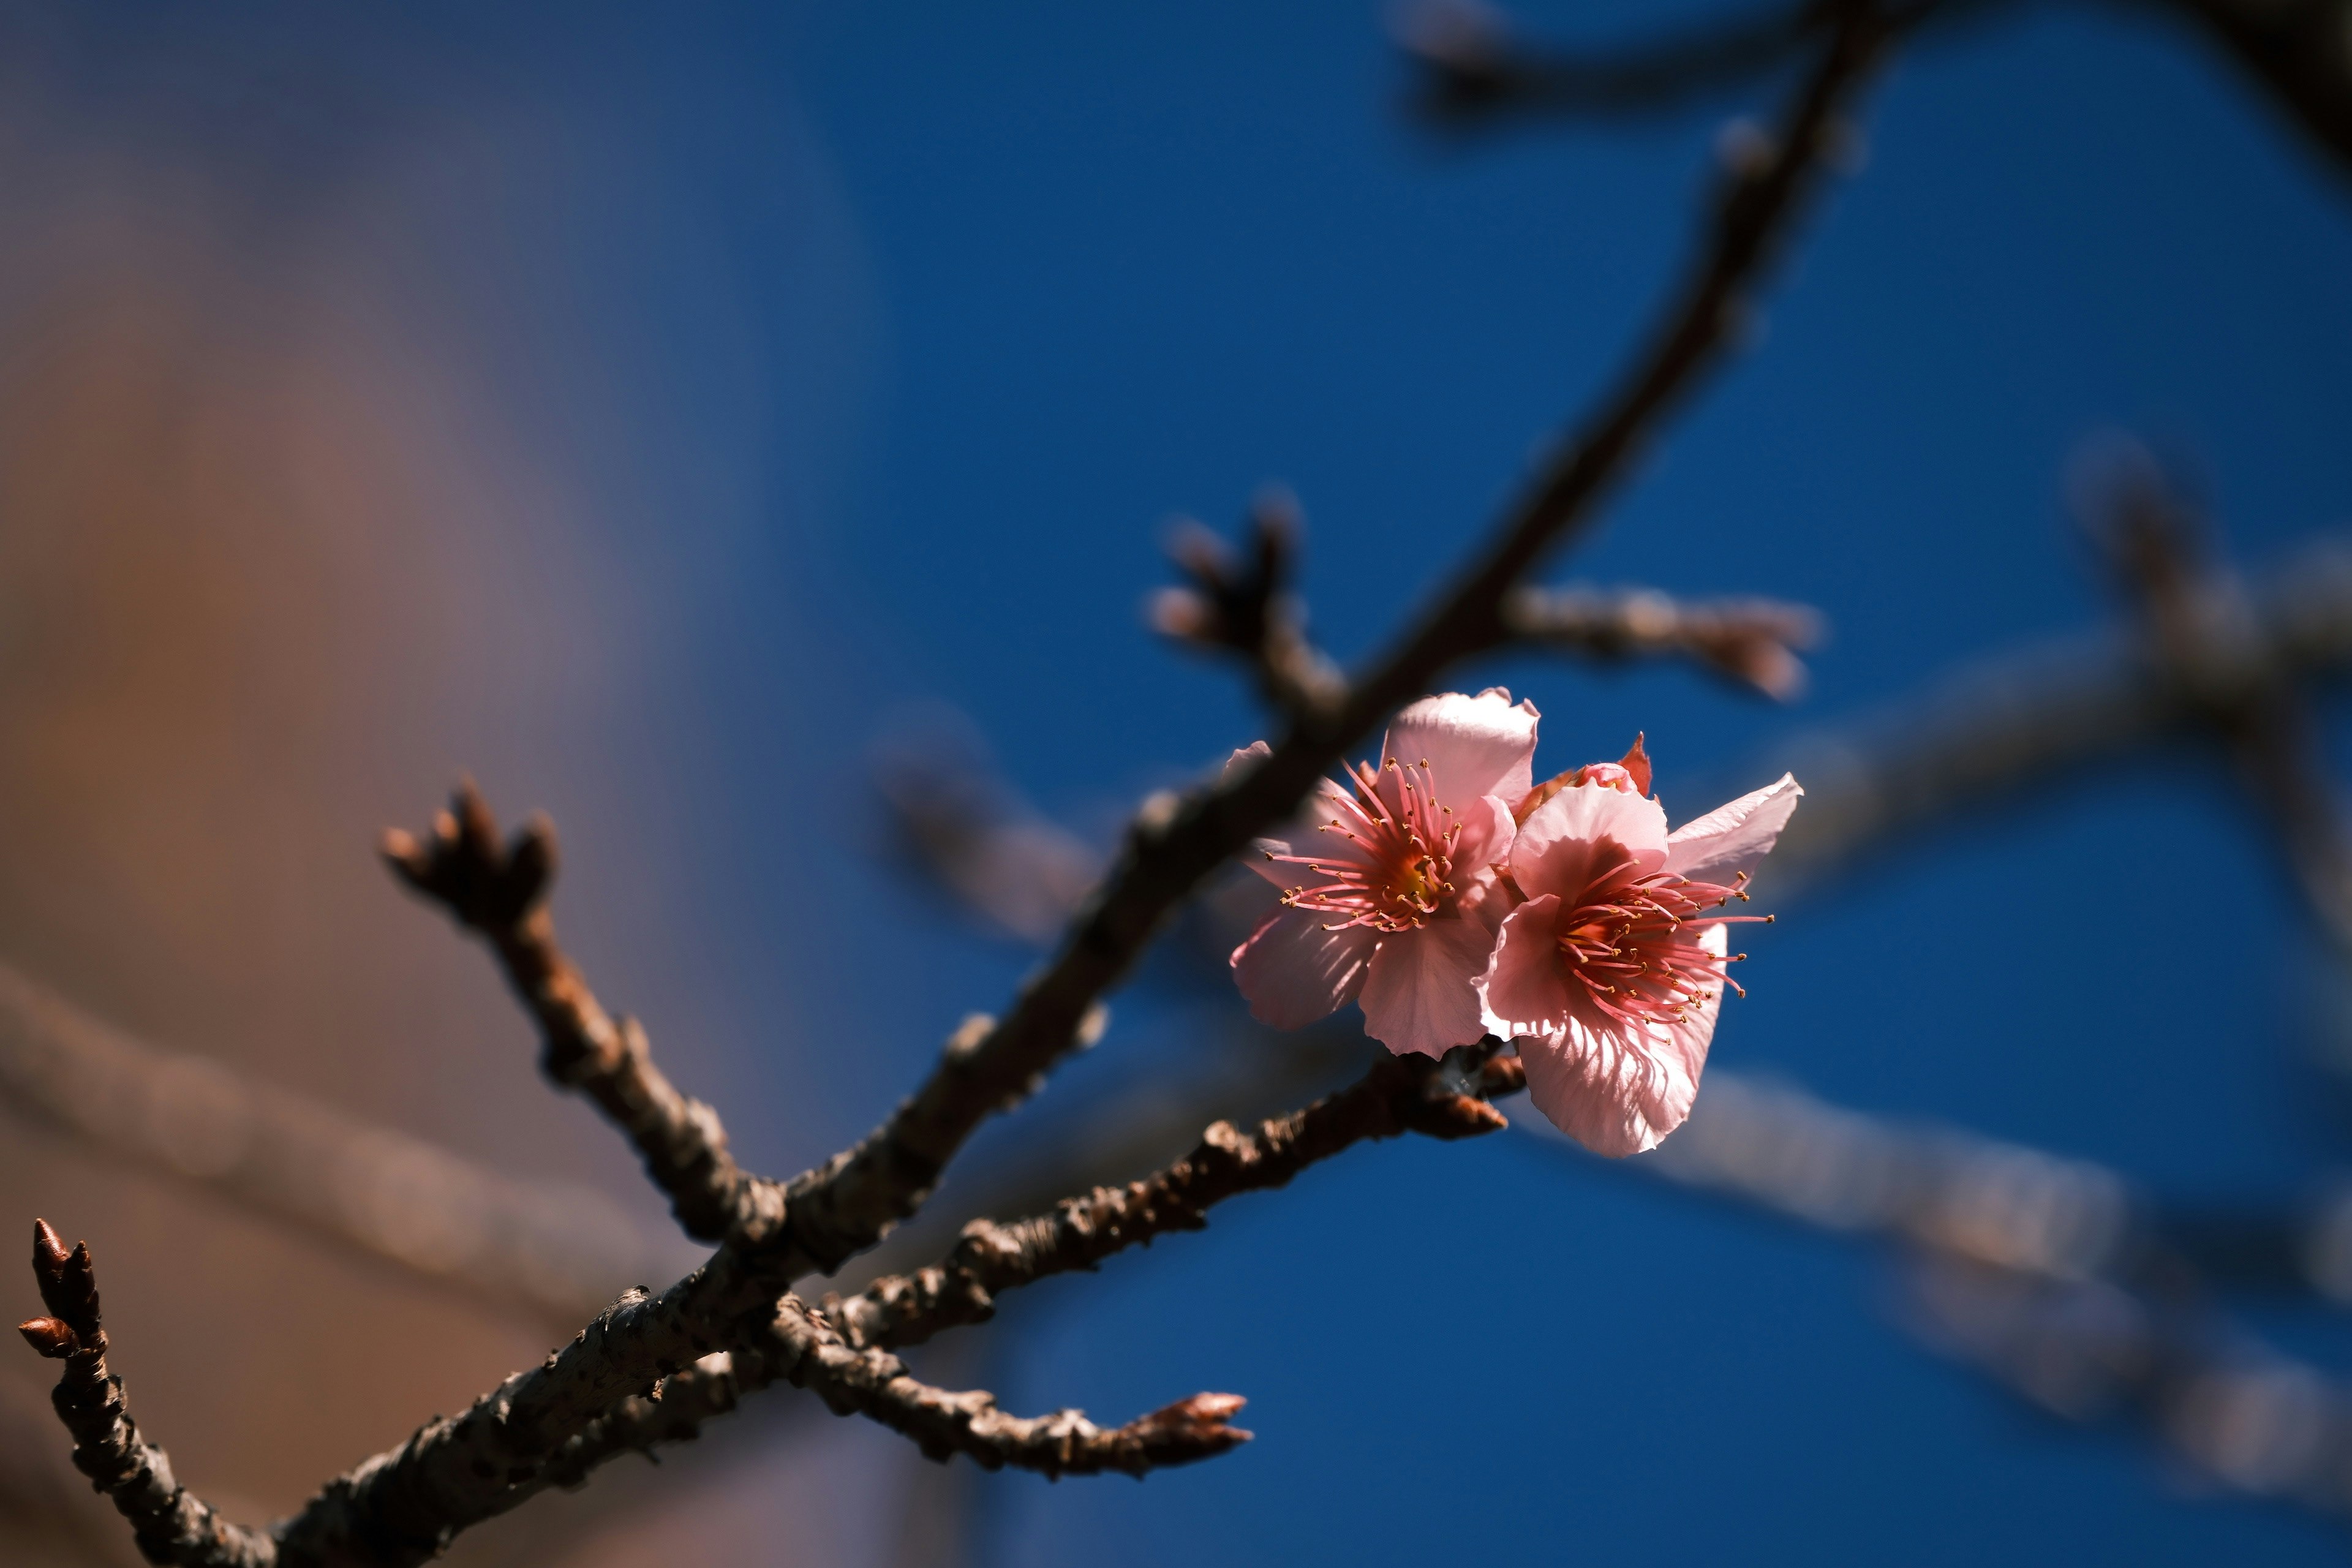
[382,784,784,1248]
[0,1368,132,1568]
[1400,0,2352,187]
[360,1044,1508,1535]
[775,0,1894,1286]
[268,1271,743,1566]
[1401,0,1985,126]
[538,1352,746,1491]
[2160,0,2352,181]
[0,962,690,1333]
[1401,0,1838,124]
[826,1047,1523,1353]
[1150,491,1346,719]
[17,1221,274,1568]
[545,1300,1251,1483]
[761,1294,1250,1477]
[1502,583,1822,698]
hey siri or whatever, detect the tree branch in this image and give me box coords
[1502,583,1821,698]
[17,1221,275,1568]
[268,1271,741,1566]
[2159,0,2352,182]
[1400,0,1982,126]
[1401,0,1841,124]
[382,785,785,1248]
[825,1046,1523,1353]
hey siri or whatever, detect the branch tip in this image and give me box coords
[384,785,775,1246]
[31,1216,68,1283]
[1129,1391,1254,1460]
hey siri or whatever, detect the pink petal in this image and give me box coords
[1379,689,1540,808]
[1447,793,1517,890]
[1455,865,1521,933]
[1654,922,1730,1106]
[1518,1021,1679,1158]
[1358,918,1496,1057]
[1518,924,1727,1157]
[1231,908,1377,1028]
[1664,772,1803,884]
[1509,780,1669,900]
[1476,895,1574,1043]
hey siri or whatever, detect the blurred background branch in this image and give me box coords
[1761,533,2352,897]
[0,962,694,1336]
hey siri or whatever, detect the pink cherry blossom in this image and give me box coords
[1477,760,1801,1157]
[1227,688,1538,1057]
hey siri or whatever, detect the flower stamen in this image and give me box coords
[1553,855,1770,1028]
[1270,758,1463,934]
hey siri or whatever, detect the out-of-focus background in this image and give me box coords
[2,1,2350,1564]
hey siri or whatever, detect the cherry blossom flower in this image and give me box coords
[1477,751,1801,1156]
[1226,688,1538,1056]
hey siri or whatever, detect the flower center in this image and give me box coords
[1556,846,1773,1031]
[1270,758,1460,934]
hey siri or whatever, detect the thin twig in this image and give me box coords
[16,1221,274,1568]
[826,1047,1523,1352]
[1401,0,1840,123]
[382,786,785,1249]
[543,1300,1251,1482]
[1502,583,1821,698]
